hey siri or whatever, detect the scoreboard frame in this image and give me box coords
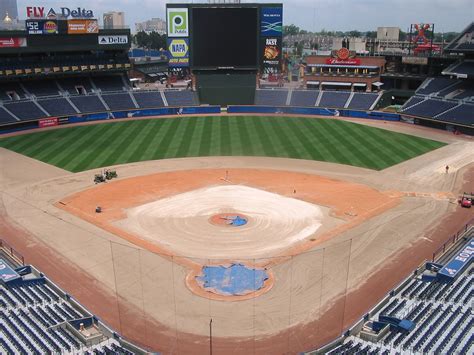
[166,3,283,72]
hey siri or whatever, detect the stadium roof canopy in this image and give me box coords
[444,22,474,53]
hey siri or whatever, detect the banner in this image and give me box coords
[261,37,281,69]
[38,117,58,128]
[67,19,99,34]
[98,35,128,45]
[167,8,189,37]
[26,20,58,35]
[261,7,282,37]
[167,38,189,67]
[0,37,27,48]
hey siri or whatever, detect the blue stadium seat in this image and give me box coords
[133,91,165,108]
[255,89,288,106]
[164,90,199,107]
[318,91,351,108]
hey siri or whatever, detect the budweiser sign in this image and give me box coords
[326,48,360,65]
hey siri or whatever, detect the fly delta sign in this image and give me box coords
[26,6,94,19]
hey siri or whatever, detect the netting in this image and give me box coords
[108,238,352,354]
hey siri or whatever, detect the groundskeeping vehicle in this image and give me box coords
[460,192,473,208]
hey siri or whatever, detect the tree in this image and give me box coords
[283,24,300,36]
[366,31,377,39]
[348,30,361,38]
[135,31,151,49]
[149,31,166,50]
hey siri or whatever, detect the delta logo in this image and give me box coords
[26,6,94,19]
[43,21,58,34]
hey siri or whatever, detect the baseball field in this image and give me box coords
[1,115,472,354]
[0,116,445,172]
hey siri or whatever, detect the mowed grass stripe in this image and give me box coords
[141,118,174,160]
[65,124,131,171]
[266,118,300,158]
[85,121,150,170]
[0,116,446,172]
[176,117,199,157]
[320,120,371,168]
[163,117,192,159]
[284,119,323,160]
[197,115,213,157]
[53,124,111,170]
[185,118,205,158]
[36,126,92,163]
[153,117,182,159]
[233,116,255,156]
[127,119,163,162]
[250,116,277,156]
[305,119,353,166]
[296,118,338,162]
[334,121,395,169]
[219,116,232,156]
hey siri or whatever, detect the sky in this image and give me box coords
[16,0,474,33]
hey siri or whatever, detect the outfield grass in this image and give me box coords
[0,116,446,172]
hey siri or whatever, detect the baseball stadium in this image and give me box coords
[0,2,473,355]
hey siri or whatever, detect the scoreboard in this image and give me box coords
[166,3,283,73]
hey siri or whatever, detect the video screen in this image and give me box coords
[192,7,258,68]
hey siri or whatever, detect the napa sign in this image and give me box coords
[167,38,189,67]
[26,6,94,19]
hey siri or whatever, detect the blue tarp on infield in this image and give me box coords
[197,264,268,296]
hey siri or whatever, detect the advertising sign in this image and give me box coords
[261,37,281,69]
[0,259,20,283]
[26,20,58,35]
[98,35,129,45]
[0,37,27,48]
[26,6,94,19]
[167,38,189,67]
[438,239,474,280]
[261,7,282,37]
[326,48,361,65]
[402,56,428,65]
[38,117,59,128]
[67,19,99,34]
[167,8,189,37]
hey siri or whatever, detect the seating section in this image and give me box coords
[290,90,318,107]
[22,80,60,97]
[37,98,77,116]
[255,89,289,106]
[92,75,127,92]
[0,106,18,124]
[436,103,474,125]
[101,93,136,111]
[0,257,144,354]
[133,91,165,108]
[317,91,351,108]
[402,99,459,118]
[0,82,26,101]
[347,93,379,110]
[164,90,198,107]
[57,77,93,95]
[416,77,457,95]
[70,95,107,114]
[3,101,47,120]
[323,236,474,355]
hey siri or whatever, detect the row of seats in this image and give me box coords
[401,96,473,126]
[324,253,473,355]
[0,90,199,125]
[0,75,129,99]
[256,89,380,110]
